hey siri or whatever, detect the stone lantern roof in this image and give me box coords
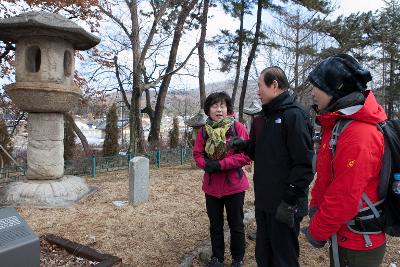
[0,11,100,50]
[186,109,208,128]
[243,100,262,115]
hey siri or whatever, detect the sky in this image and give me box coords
[168,0,386,91]
[0,0,387,93]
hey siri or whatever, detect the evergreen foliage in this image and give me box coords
[169,117,180,148]
[64,117,76,160]
[0,119,12,165]
[103,104,119,156]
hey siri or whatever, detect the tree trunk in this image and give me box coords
[198,0,209,109]
[231,0,245,109]
[64,113,92,156]
[388,53,395,119]
[238,0,263,122]
[294,26,300,92]
[129,0,144,153]
[148,0,198,148]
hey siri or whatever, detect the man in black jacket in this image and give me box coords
[229,66,314,267]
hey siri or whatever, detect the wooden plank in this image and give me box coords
[43,234,122,267]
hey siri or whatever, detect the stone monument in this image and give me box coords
[129,157,150,205]
[186,109,207,143]
[0,11,100,207]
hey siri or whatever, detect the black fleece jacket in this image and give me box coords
[246,91,314,214]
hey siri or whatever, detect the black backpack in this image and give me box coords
[329,119,400,238]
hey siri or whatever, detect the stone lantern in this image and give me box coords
[186,109,208,142]
[186,109,207,168]
[0,12,100,207]
[243,100,262,129]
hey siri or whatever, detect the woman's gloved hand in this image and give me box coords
[204,159,221,173]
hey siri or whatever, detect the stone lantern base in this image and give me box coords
[1,176,93,208]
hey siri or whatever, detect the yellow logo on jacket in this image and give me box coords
[347,160,356,168]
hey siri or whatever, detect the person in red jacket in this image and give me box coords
[304,54,387,267]
[193,92,251,267]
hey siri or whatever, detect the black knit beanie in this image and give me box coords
[308,54,372,100]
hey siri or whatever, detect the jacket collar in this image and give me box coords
[317,91,387,128]
[261,91,294,116]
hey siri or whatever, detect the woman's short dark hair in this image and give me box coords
[261,66,289,90]
[204,92,233,116]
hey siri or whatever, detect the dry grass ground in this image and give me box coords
[17,164,400,266]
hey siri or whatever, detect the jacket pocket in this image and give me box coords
[226,168,243,186]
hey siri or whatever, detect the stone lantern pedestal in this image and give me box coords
[0,12,100,207]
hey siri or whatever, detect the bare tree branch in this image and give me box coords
[10,112,25,136]
[0,42,15,62]
[140,0,171,64]
[142,42,200,91]
[64,113,92,156]
[113,56,131,110]
[97,4,132,39]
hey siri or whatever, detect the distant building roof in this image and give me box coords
[96,119,129,131]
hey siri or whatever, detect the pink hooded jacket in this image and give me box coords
[193,121,251,197]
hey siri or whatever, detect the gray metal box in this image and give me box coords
[0,207,39,267]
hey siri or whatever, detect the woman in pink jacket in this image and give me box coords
[193,92,251,267]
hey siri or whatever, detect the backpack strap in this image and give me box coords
[201,126,207,140]
[331,234,340,267]
[329,119,354,267]
[330,119,353,156]
[230,121,237,138]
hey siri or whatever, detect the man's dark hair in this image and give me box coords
[261,66,289,90]
[204,92,233,116]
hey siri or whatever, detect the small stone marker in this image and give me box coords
[129,156,149,205]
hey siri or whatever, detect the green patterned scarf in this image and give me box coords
[204,116,235,160]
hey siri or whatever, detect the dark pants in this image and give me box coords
[255,209,301,267]
[205,192,245,262]
[329,244,386,267]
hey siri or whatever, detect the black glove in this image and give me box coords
[309,207,318,220]
[301,227,326,248]
[275,201,297,228]
[226,137,249,153]
[204,160,221,173]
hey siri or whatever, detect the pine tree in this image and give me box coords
[64,117,76,160]
[0,119,12,165]
[103,104,119,156]
[168,117,180,148]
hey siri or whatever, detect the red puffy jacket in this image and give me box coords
[193,121,251,198]
[309,91,387,250]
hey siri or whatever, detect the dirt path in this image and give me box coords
[16,164,400,266]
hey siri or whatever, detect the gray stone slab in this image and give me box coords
[129,157,150,205]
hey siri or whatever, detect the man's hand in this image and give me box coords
[301,227,326,248]
[275,201,297,228]
[204,160,221,173]
[226,137,249,153]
